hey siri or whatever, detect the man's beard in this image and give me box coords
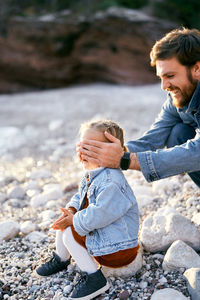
[170,68,198,109]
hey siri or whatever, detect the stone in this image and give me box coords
[151,288,188,300]
[184,268,200,300]
[139,281,148,289]
[192,213,200,226]
[31,185,63,208]
[26,189,40,197]
[152,177,180,195]
[20,221,38,235]
[162,240,200,271]
[63,183,78,193]
[5,198,24,208]
[29,169,52,180]
[130,185,155,208]
[39,210,57,221]
[48,119,64,131]
[0,220,20,241]
[0,193,6,203]
[24,180,40,191]
[0,8,174,93]
[102,244,143,278]
[119,289,130,299]
[140,207,200,252]
[0,127,26,155]
[63,285,72,294]
[30,194,49,208]
[7,186,25,199]
[26,231,47,243]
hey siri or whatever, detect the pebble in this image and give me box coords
[118,289,130,299]
[0,192,6,203]
[7,186,25,199]
[0,220,20,241]
[20,221,38,235]
[0,155,197,299]
[26,231,47,243]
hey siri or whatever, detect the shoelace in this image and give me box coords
[46,254,58,269]
[75,273,89,291]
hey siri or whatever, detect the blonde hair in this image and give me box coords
[79,120,128,151]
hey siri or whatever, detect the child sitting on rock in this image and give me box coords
[36,120,140,300]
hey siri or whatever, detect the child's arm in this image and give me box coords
[73,182,135,236]
[65,192,81,211]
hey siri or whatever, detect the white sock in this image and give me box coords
[55,230,71,262]
[62,227,99,274]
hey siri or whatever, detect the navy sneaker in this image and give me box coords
[36,252,70,276]
[69,268,109,299]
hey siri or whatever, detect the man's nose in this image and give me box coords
[161,78,170,90]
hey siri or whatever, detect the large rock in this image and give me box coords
[184,268,200,300]
[162,240,200,271]
[102,244,143,278]
[151,288,188,300]
[0,7,174,93]
[140,207,200,252]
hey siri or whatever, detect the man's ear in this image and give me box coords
[192,61,200,79]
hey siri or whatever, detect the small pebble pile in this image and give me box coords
[0,154,200,300]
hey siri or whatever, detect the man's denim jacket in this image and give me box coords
[66,167,139,256]
[127,81,200,182]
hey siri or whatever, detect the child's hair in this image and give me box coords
[80,120,128,151]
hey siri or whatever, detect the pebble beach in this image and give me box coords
[0,84,199,300]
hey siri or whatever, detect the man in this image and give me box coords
[78,28,200,187]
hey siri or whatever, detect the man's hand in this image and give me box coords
[51,208,74,231]
[77,131,124,168]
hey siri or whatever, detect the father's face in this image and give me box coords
[156,57,198,108]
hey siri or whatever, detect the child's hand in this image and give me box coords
[51,208,74,231]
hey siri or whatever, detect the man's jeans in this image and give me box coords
[166,123,200,187]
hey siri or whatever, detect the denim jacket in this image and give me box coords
[66,167,139,256]
[127,81,200,182]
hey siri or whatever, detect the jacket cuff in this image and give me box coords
[68,207,77,214]
[73,212,88,236]
[137,151,160,182]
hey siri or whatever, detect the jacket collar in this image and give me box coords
[85,167,105,182]
[186,81,200,114]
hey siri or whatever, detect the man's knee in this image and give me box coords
[166,123,196,148]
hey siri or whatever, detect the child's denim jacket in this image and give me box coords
[66,167,139,256]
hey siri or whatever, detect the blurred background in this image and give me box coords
[0,0,200,94]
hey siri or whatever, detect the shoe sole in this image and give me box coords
[68,282,110,300]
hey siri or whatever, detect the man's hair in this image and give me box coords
[80,119,127,150]
[150,27,200,67]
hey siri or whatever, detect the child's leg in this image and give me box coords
[56,230,71,262]
[62,226,99,274]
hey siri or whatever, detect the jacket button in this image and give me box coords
[90,250,94,255]
[89,231,93,236]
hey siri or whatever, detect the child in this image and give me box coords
[36,120,139,300]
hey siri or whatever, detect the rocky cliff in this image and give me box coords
[0,7,174,93]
